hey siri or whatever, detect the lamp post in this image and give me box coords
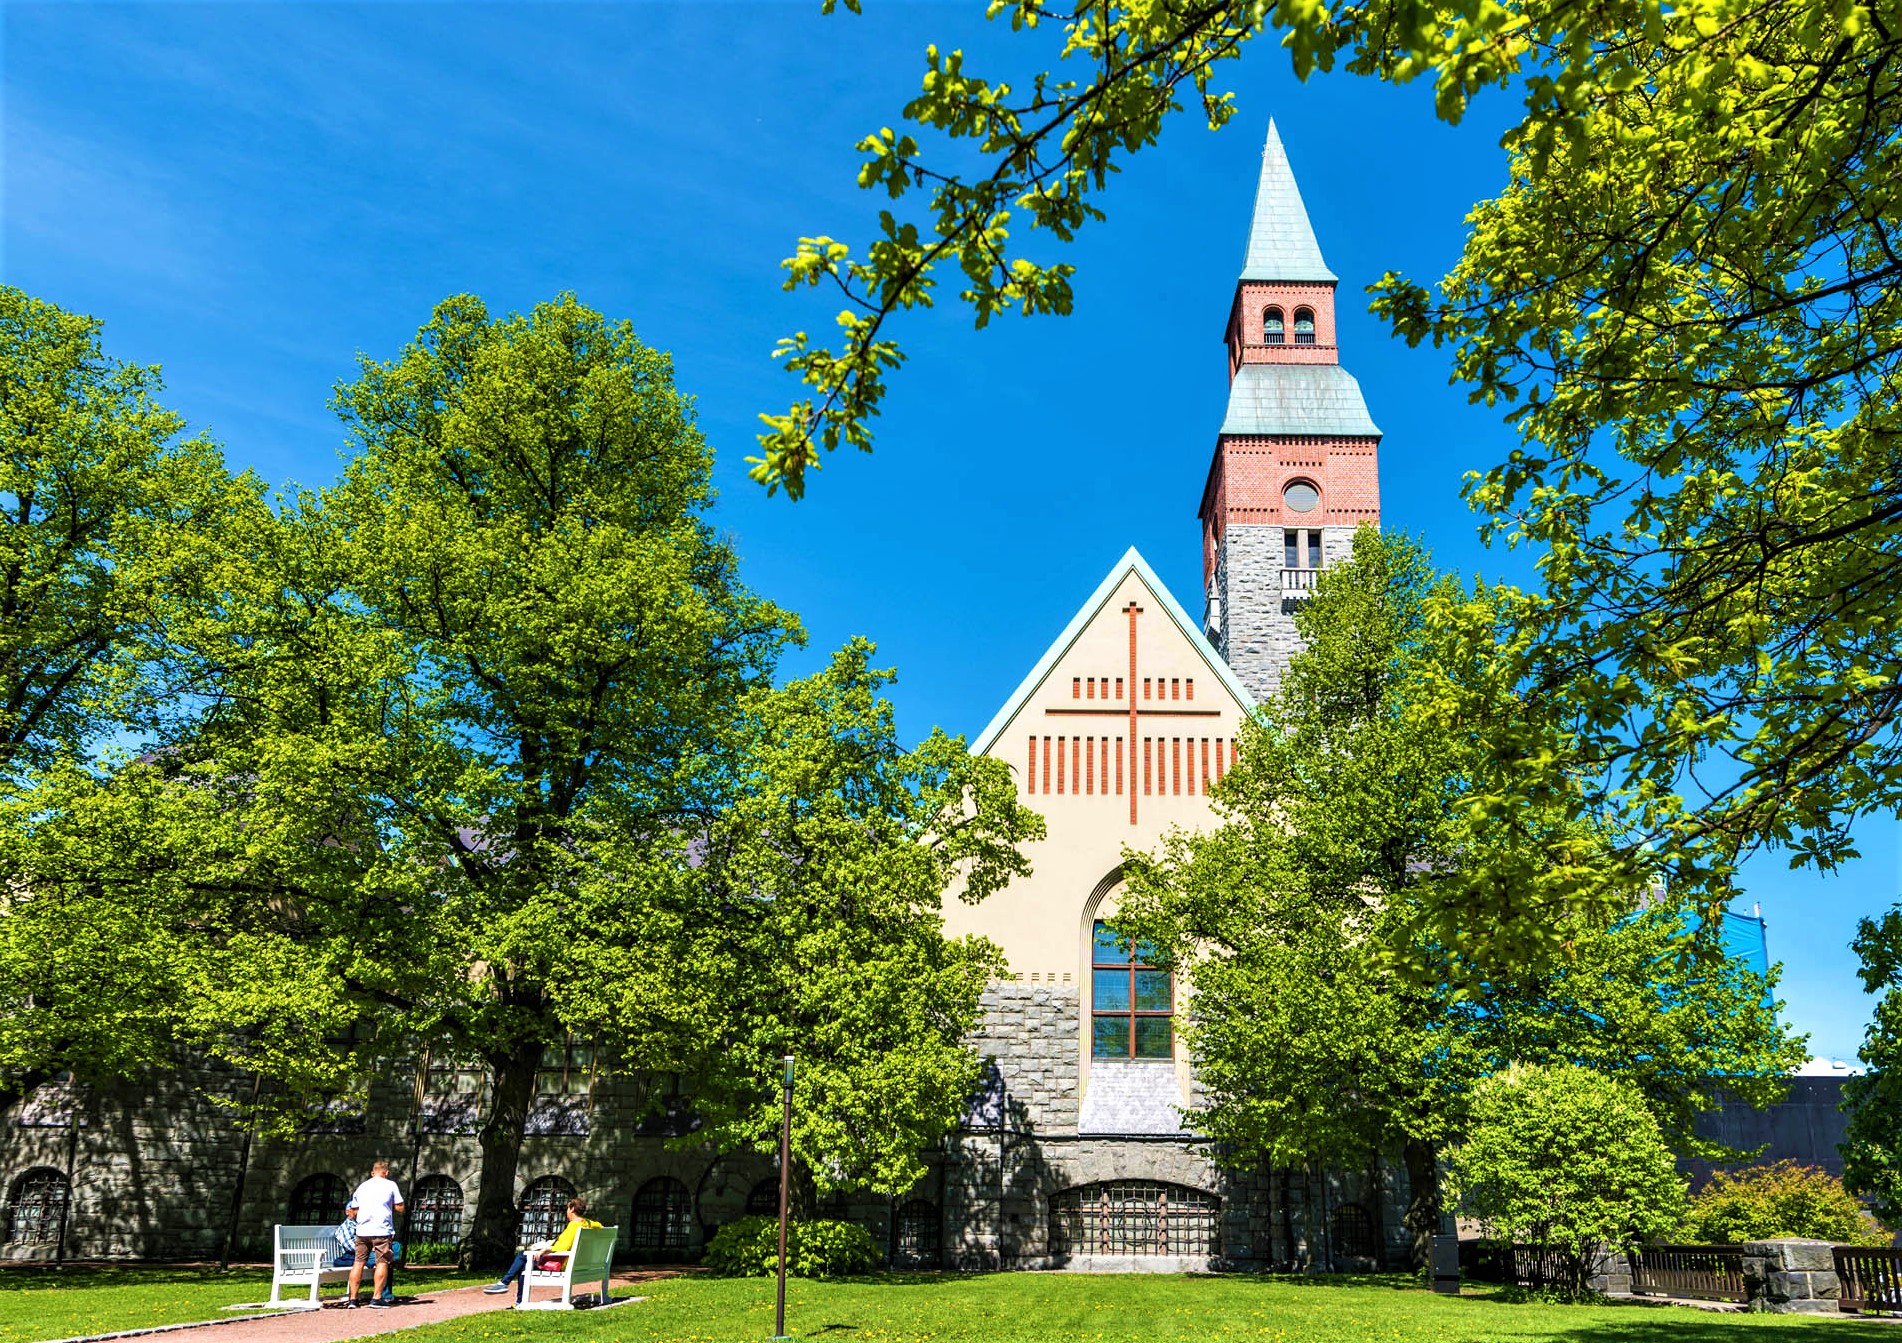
[773,1055,794,1341]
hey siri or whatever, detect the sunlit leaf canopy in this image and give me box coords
[766,0,1902,961]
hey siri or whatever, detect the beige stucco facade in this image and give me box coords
[942,550,1252,1123]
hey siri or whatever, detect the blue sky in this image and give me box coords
[5,1,1887,1063]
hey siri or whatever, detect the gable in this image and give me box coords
[972,547,1254,759]
[967,547,1254,843]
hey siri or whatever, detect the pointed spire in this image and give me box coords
[1239,119,1336,283]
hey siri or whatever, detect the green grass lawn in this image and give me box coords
[0,1265,491,1342]
[396,1273,1895,1343]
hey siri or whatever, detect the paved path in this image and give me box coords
[51,1275,669,1343]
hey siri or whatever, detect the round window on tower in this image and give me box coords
[1283,481,1320,513]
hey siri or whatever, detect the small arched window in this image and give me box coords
[517,1174,577,1244]
[1331,1202,1377,1260]
[894,1199,941,1266]
[631,1176,694,1250]
[1263,307,1285,344]
[5,1167,69,1244]
[1294,308,1316,344]
[288,1173,348,1227]
[408,1174,466,1242]
[744,1178,781,1218]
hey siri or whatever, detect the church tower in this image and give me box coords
[1200,121,1382,701]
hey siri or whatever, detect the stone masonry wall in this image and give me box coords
[0,1065,777,1264]
[1217,524,1360,702]
[7,979,1413,1273]
[967,982,1079,1134]
[1742,1239,1841,1313]
[948,980,1416,1272]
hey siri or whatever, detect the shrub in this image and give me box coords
[1449,1063,1686,1295]
[401,1240,460,1265]
[1680,1161,1888,1246]
[703,1216,878,1278]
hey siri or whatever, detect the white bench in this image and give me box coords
[516,1225,618,1310]
[268,1224,351,1308]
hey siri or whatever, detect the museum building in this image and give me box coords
[0,122,1416,1270]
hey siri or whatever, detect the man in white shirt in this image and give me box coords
[343,1160,405,1308]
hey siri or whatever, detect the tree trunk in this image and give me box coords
[464,1040,541,1269]
[1402,1136,1441,1272]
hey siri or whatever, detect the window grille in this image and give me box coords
[1294,308,1316,344]
[1331,1202,1377,1260]
[5,1168,69,1244]
[1049,1181,1219,1257]
[517,1175,577,1244]
[1264,308,1285,344]
[894,1199,941,1266]
[288,1173,348,1227]
[631,1176,693,1250]
[408,1174,466,1242]
[1090,921,1172,1059]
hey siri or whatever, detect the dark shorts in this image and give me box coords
[353,1235,395,1268]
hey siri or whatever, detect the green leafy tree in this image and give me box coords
[5,293,1042,1268]
[1450,1064,1686,1293]
[1844,904,1902,1225]
[269,292,798,1260]
[1681,1161,1887,1246]
[1118,530,1804,1266]
[0,288,259,1108]
[765,1,1902,968]
[554,641,1044,1199]
[2,294,800,1262]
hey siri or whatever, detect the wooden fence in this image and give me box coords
[1836,1245,1902,1313]
[1508,1244,1579,1290]
[1629,1244,1746,1302]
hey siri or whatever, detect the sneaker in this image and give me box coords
[378,1293,396,1305]
[341,1300,361,1309]
[482,1283,512,1295]
[369,1299,395,1309]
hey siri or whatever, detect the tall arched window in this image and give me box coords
[288,1173,347,1227]
[631,1176,693,1251]
[1091,921,1172,1059]
[1293,307,1316,344]
[1263,307,1285,344]
[1050,1182,1219,1257]
[5,1168,69,1244]
[517,1175,577,1244]
[408,1174,466,1243]
[893,1199,941,1266]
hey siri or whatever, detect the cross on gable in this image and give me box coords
[1031,597,1230,824]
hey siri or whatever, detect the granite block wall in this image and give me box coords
[1214,524,1359,702]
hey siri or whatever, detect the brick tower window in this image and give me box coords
[1263,307,1285,344]
[1284,528,1323,570]
[1294,307,1316,344]
[1091,921,1172,1059]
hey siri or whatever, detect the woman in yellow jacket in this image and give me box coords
[483,1198,603,1293]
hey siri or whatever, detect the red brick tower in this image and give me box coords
[1198,120,1383,700]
